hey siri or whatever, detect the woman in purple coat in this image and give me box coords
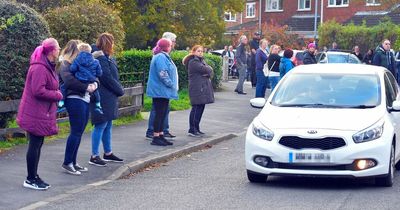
[17,38,63,190]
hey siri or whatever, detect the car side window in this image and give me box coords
[384,73,396,107]
[349,55,360,64]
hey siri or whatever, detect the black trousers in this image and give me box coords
[152,98,170,133]
[189,104,205,133]
[26,133,44,180]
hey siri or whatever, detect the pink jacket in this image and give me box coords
[17,57,63,136]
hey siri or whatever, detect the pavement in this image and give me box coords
[0,80,262,210]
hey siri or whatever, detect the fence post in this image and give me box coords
[222,56,229,82]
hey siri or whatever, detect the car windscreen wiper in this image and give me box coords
[276,103,346,108]
[346,105,376,109]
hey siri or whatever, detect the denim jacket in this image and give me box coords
[146,52,179,100]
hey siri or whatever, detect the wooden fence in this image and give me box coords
[0,86,143,140]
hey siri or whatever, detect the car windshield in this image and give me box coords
[327,54,349,63]
[271,73,381,108]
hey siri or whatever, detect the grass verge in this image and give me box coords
[0,113,143,153]
[143,89,191,112]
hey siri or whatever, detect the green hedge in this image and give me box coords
[117,50,222,89]
[318,19,400,52]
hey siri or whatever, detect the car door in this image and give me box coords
[384,72,400,159]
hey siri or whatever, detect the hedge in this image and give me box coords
[0,0,51,128]
[318,19,400,53]
[117,50,222,89]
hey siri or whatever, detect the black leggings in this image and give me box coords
[26,133,44,180]
[152,98,170,133]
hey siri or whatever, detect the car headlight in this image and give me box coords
[352,120,384,143]
[252,118,274,141]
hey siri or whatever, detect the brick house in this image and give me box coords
[226,0,399,38]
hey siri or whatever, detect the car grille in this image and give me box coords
[279,136,346,150]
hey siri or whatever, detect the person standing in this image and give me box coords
[267,45,282,91]
[255,39,269,98]
[373,39,397,78]
[61,40,97,175]
[280,49,295,78]
[363,49,374,65]
[222,45,228,57]
[146,38,178,146]
[329,42,339,51]
[145,32,177,140]
[183,45,214,137]
[17,38,63,190]
[234,35,248,95]
[249,32,261,87]
[227,45,235,77]
[352,45,363,61]
[88,33,125,166]
[303,43,317,65]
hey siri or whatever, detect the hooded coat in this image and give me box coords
[17,56,63,136]
[183,55,215,105]
[70,51,102,82]
[90,46,124,125]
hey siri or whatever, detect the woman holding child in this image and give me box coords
[60,40,97,175]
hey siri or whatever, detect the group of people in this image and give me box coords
[16,31,215,190]
[17,33,125,190]
[227,33,400,98]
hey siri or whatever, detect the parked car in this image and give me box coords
[279,50,305,66]
[316,51,361,64]
[246,64,400,187]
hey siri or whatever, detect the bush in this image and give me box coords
[117,50,222,89]
[44,0,125,52]
[318,19,400,52]
[0,0,51,128]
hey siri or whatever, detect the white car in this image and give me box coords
[246,64,400,187]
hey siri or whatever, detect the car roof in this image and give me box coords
[292,64,387,75]
[323,51,352,55]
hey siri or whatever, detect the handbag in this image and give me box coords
[263,60,276,77]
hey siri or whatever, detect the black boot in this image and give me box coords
[151,136,168,146]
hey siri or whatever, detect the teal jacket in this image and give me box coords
[372,45,396,76]
[279,57,294,78]
[146,52,179,100]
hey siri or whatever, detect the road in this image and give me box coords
[39,132,400,210]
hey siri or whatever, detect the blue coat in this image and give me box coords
[279,57,294,77]
[90,48,124,125]
[146,52,179,100]
[70,52,102,83]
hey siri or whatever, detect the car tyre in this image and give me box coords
[247,170,268,183]
[375,144,394,187]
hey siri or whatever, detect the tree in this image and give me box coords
[112,0,243,49]
[0,0,51,128]
[44,0,125,52]
[15,0,73,13]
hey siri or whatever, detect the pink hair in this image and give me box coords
[152,38,172,55]
[30,38,58,63]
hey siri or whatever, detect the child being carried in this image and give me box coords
[59,43,103,114]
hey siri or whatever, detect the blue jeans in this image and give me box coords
[146,103,169,135]
[268,76,281,92]
[63,98,89,165]
[91,120,112,156]
[255,70,268,98]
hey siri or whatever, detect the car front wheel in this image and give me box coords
[247,170,268,183]
[375,144,395,187]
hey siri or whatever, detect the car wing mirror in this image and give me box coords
[391,100,400,112]
[250,98,266,108]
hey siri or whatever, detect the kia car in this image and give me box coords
[246,64,400,187]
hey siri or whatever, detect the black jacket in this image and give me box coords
[235,44,247,66]
[183,55,214,105]
[90,47,124,125]
[303,51,317,65]
[59,60,88,97]
[267,54,281,72]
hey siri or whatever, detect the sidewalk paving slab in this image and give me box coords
[0,81,262,210]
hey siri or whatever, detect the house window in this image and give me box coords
[224,12,236,22]
[328,0,349,7]
[266,0,283,11]
[298,0,311,10]
[246,3,256,18]
[366,0,380,6]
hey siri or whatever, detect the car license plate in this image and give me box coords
[288,152,332,163]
